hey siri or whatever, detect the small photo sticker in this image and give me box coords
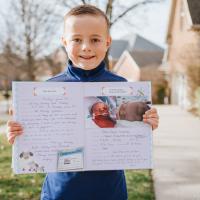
[57,147,84,172]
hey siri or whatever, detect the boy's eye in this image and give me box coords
[91,38,100,43]
[73,38,81,43]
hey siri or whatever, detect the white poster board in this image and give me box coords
[12,81,152,174]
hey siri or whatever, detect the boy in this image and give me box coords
[6,4,159,200]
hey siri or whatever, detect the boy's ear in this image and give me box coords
[61,36,67,47]
[106,35,112,49]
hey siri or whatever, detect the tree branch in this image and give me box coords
[111,0,163,26]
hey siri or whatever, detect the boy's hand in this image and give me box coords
[143,107,159,130]
[6,108,23,144]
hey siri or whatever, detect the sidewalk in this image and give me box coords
[153,105,200,200]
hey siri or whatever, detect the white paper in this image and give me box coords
[12,81,152,174]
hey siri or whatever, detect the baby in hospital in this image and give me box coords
[89,97,150,128]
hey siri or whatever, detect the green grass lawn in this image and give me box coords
[0,120,7,126]
[126,170,155,200]
[0,134,155,200]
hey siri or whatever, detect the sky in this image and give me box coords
[0,0,171,49]
[110,0,171,47]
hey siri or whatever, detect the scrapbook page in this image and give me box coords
[12,81,152,174]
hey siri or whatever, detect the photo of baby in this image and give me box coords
[84,96,151,128]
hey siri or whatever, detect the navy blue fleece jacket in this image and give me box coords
[40,60,128,200]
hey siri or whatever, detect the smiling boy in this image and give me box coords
[62,10,111,71]
[7,4,159,200]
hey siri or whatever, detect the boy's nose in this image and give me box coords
[82,41,91,51]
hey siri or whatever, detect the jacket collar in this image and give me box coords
[65,60,106,80]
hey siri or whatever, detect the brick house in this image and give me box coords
[112,50,140,81]
[110,34,165,103]
[164,0,200,108]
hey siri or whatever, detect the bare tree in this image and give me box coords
[0,0,61,80]
[0,39,24,81]
[59,0,165,67]
[0,0,166,79]
[59,0,165,28]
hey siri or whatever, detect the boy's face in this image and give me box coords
[62,15,111,70]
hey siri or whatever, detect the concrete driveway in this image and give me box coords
[153,105,200,200]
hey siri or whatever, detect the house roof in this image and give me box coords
[130,50,164,67]
[126,34,164,52]
[109,34,164,60]
[187,0,200,25]
[109,40,129,60]
[124,34,164,67]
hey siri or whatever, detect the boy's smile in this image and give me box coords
[62,15,111,70]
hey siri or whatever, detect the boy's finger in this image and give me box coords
[145,108,157,115]
[7,120,22,127]
[9,107,14,116]
[152,123,158,130]
[7,120,14,126]
[143,118,158,126]
[8,135,16,145]
[143,119,158,130]
[7,126,23,133]
[7,132,21,140]
[9,131,23,136]
[143,113,159,119]
[7,131,23,144]
[9,124,23,131]
[144,118,159,124]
